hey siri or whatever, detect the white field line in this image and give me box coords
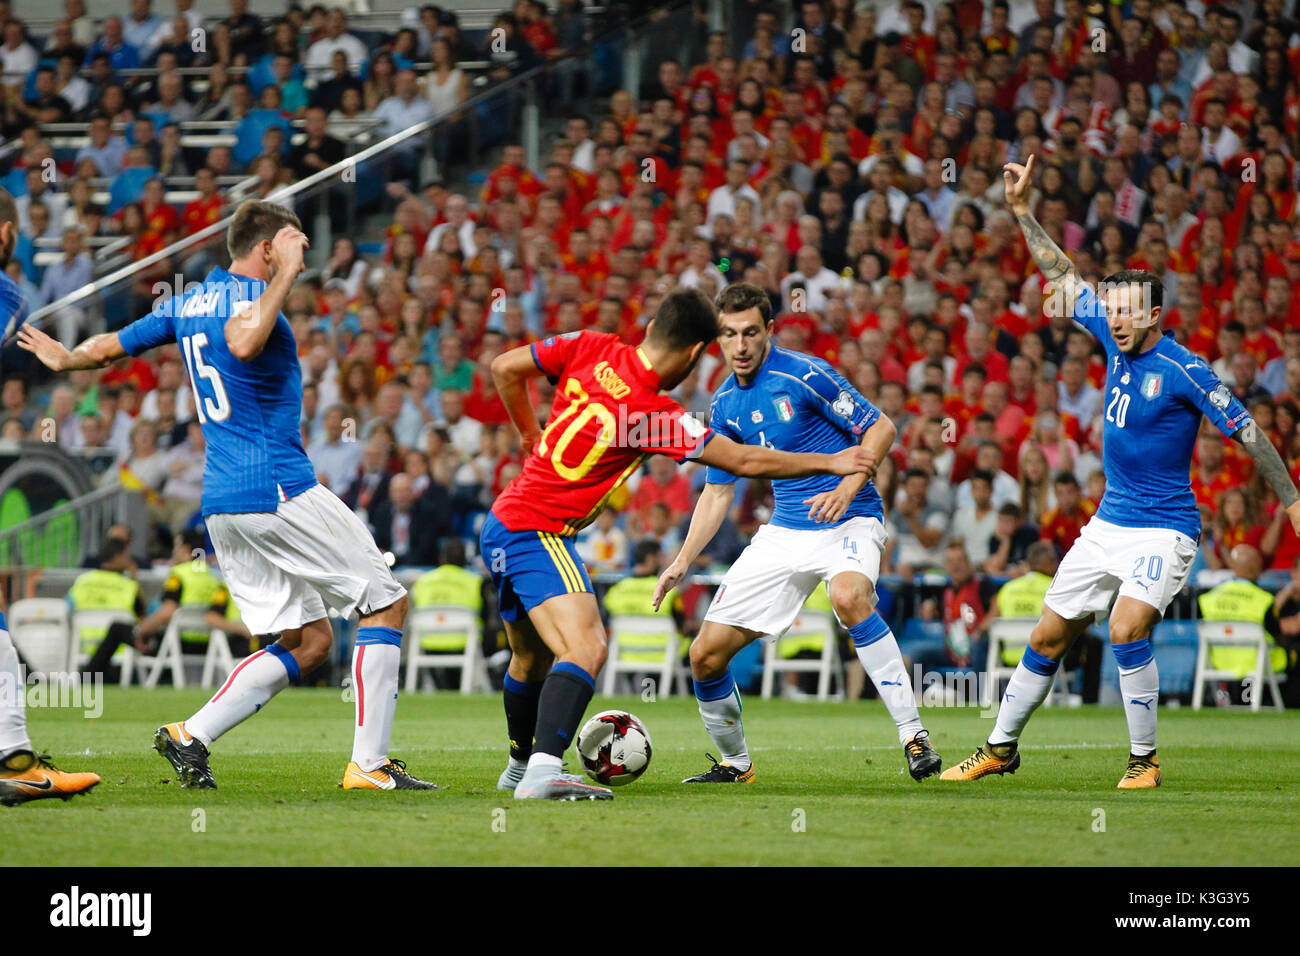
[68,740,1279,757]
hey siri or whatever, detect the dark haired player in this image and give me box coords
[19,200,435,793]
[655,282,940,785]
[486,287,877,800]
[943,157,1300,788]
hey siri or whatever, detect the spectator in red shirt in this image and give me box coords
[627,454,693,536]
[940,543,995,668]
[1039,471,1095,556]
[1191,432,1235,514]
[956,319,1009,383]
[182,167,224,236]
[1207,488,1266,570]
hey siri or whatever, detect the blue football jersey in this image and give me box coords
[1073,283,1251,540]
[117,266,317,516]
[0,268,29,343]
[706,345,883,530]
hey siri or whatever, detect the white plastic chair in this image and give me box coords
[70,607,139,685]
[141,605,213,689]
[200,628,238,689]
[760,608,843,701]
[404,606,485,694]
[983,618,1070,708]
[602,615,686,698]
[1192,620,1285,712]
[7,598,72,678]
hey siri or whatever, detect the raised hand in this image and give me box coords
[1002,154,1035,215]
[270,226,310,276]
[16,323,72,372]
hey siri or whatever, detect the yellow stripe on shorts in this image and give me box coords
[538,532,580,593]
[547,532,588,593]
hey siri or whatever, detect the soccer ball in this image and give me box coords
[576,710,652,786]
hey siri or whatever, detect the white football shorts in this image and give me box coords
[1043,516,1198,621]
[206,483,407,635]
[703,515,887,638]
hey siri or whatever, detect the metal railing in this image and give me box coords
[18,0,696,337]
[0,485,137,574]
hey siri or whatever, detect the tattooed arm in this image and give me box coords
[1003,154,1085,317]
[1235,423,1300,534]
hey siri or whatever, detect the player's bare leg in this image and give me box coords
[155,621,329,789]
[497,614,554,790]
[830,571,939,779]
[682,620,760,783]
[343,595,439,790]
[942,606,1092,781]
[1108,597,1163,789]
[511,592,613,800]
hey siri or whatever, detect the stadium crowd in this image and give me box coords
[2,0,1300,660]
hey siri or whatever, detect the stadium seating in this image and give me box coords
[136,605,208,689]
[760,589,842,701]
[1192,620,1286,712]
[404,605,488,694]
[602,612,689,698]
[6,598,71,679]
[71,607,139,686]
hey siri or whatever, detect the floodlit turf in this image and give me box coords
[2,687,1298,866]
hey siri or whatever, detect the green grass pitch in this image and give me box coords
[3,688,1298,866]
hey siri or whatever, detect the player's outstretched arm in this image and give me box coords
[654,481,733,610]
[1234,422,1300,534]
[804,413,896,522]
[491,344,545,451]
[1004,155,1084,317]
[697,433,875,480]
[225,226,309,361]
[17,324,125,371]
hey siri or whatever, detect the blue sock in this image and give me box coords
[693,670,737,703]
[356,626,402,647]
[1112,638,1153,671]
[1021,645,1060,676]
[266,641,300,682]
[848,612,891,648]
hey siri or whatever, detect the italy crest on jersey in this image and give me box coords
[1140,372,1163,399]
[774,395,794,422]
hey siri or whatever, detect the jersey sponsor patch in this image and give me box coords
[774,395,794,422]
[1140,372,1162,399]
[1209,383,1232,410]
[680,414,706,439]
[751,409,764,423]
[832,390,855,418]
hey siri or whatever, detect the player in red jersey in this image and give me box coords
[484,288,875,799]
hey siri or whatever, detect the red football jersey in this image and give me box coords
[492,331,713,535]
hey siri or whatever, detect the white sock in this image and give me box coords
[525,752,562,772]
[350,640,400,772]
[694,671,750,770]
[988,650,1058,747]
[852,624,924,744]
[1119,660,1159,757]
[0,625,32,758]
[187,646,296,748]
